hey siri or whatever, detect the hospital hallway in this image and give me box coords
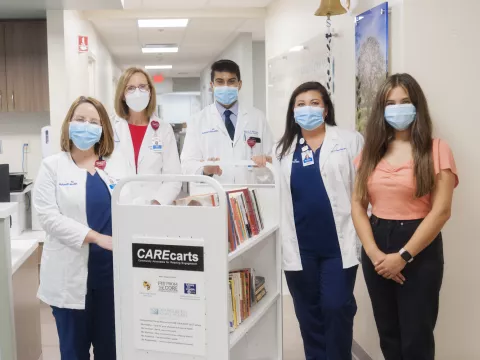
[0,0,478,359]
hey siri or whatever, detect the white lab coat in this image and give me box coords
[34,151,127,309]
[181,103,274,184]
[274,125,364,271]
[112,115,182,204]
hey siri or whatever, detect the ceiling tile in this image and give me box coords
[139,27,186,46]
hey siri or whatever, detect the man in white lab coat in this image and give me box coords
[181,59,274,185]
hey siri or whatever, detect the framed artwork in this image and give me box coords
[355,2,389,132]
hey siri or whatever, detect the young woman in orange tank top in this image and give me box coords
[352,73,458,360]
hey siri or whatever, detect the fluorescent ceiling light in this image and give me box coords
[289,45,305,52]
[145,65,173,70]
[138,19,189,28]
[142,47,179,53]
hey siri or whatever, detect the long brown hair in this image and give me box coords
[276,82,336,159]
[60,96,115,157]
[356,73,434,201]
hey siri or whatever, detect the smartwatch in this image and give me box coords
[399,248,414,263]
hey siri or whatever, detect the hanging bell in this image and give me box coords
[314,0,348,16]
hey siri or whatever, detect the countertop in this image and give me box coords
[11,239,39,274]
[12,230,46,243]
[0,203,18,218]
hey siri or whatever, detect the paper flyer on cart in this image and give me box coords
[132,239,206,356]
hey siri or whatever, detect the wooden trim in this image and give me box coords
[0,24,6,113]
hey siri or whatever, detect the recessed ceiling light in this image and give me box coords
[138,19,189,28]
[142,47,179,54]
[289,45,305,52]
[145,65,173,70]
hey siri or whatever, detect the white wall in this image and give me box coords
[200,33,254,110]
[172,77,201,93]
[47,10,121,153]
[154,78,174,95]
[266,0,478,359]
[157,93,201,124]
[401,1,480,358]
[252,41,266,113]
[0,113,50,178]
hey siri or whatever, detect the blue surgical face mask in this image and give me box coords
[69,122,103,151]
[294,106,325,131]
[384,104,417,130]
[214,86,239,106]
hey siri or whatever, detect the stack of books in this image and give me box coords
[228,269,267,333]
[173,188,265,253]
[226,188,264,252]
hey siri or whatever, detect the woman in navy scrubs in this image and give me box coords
[274,82,364,360]
[34,97,123,360]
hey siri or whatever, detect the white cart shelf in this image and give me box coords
[112,171,282,360]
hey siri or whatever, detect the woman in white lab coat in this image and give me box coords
[34,96,125,360]
[274,82,363,360]
[112,67,181,204]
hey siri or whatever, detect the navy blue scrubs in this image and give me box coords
[52,172,116,360]
[284,139,357,360]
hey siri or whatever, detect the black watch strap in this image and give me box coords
[399,248,414,263]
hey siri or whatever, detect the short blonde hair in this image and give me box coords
[60,96,115,157]
[114,67,157,119]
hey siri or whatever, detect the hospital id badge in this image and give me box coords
[151,136,163,153]
[302,150,314,167]
[107,175,118,190]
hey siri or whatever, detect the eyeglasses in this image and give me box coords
[71,117,102,126]
[125,84,150,94]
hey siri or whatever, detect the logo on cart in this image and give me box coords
[132,243,205,272]
[184,283,197,295]
[150,308,159,315]
[158,281,178,293]
[142,281,151,291]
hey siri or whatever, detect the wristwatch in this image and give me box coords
[399,248,414,263]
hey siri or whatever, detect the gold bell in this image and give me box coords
[314,0,348,16]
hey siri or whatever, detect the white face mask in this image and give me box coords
[125,89,150,113]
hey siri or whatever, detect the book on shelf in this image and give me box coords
[228,269,267,333]
[227,188,265,252]
[174,193,219,206]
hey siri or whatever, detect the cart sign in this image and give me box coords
[132,241,206,356]
[78,36,89,53]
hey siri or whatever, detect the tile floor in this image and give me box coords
[39,295,305,360]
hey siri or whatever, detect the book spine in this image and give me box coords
[252,189,264,230]
[230,196,244,244]
[243,189,259,235]
[237,193,251,238]
[227,196,236,252]
[250,189,262,233]
[228,280,234,332]
[234,196,247,242]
